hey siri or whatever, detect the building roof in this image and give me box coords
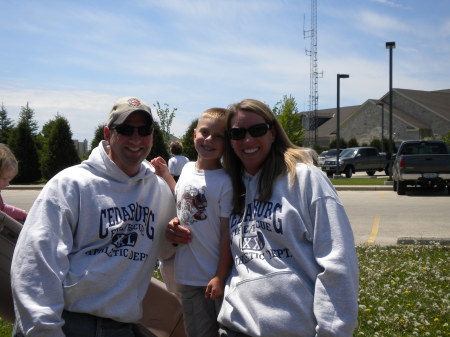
[382,89,450,121]
[311,88,450,141]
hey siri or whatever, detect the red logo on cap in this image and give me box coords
[128,98,141,107]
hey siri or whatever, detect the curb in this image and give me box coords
[334,185,392,191]
[6,185,45,191]
[397,237,450,246]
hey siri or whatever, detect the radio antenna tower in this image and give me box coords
[303,0,322,146]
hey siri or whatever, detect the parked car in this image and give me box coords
[392,140,450,195]
[318,149,342,167]
[321,147,389,178]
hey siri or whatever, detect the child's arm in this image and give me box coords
[0,193,27,222]
[150,157,176,193]
[205,217,232,300]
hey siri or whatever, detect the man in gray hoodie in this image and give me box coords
[11,97,176,337]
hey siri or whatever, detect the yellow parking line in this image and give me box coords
[367,215,380,244]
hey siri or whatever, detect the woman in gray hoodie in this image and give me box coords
[216,99,358,337]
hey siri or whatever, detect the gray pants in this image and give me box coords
[178,284,222,337]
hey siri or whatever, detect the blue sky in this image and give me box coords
[1,0,449,144]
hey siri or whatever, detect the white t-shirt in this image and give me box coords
[168,155,189,176]
[174,162,233,286]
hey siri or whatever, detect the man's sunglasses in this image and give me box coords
[229,123,272,140]
[111,124,153,137]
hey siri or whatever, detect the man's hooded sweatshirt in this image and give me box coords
[11,141,176,337]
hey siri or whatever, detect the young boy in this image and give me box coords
[152,108,232,337]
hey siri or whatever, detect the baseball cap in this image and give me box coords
[108,97,153,127]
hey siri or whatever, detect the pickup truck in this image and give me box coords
[392,140,450,195]
[321,147,389,178]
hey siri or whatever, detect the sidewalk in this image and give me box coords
[6,184,45,190]
[7,183,393,191]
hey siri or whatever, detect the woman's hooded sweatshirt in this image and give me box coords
[218,163,358,337]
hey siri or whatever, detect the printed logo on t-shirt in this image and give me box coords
[177,185,207,226]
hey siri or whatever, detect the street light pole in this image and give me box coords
[386,41,395,180]
[376,102,384,153]
[336,74,349,177]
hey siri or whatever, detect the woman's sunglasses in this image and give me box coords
[229,123,271,140]
[111,124,153,137]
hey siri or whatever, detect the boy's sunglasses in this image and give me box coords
[111,124,153,137]
[229,123,272,140]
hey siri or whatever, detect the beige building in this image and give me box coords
[303,88,450,148]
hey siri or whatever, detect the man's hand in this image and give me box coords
[166,217,192,245]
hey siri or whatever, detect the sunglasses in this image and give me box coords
[111,124,153,137]
[229,123,272,140]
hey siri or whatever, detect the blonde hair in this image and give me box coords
[0,143,19,177]
[223,99,316,214]
[197,107,228,126]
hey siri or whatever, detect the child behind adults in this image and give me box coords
[168,141,189,182]
[152,108,233,337]
[0,143,27,222]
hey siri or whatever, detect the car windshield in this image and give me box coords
[340,149,357,157]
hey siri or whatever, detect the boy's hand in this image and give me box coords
[150,156,170,178]
[205,276,225,300]
[166,217,192,244]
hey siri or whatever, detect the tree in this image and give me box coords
[18,102,39,136]
[441,130,450,146]
[153,101,176,150]
[148,122,170,162]
[40,114,80,180]
[8,121,41,183]
[272,95,304,146]
[0,103,15,144]
[348,138,359,148]
[329,138,347,149]
[370,138,382,151]
[91,124,106,151]
[181,118,197,160]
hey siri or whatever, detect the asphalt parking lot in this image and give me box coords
[3,176,450,246]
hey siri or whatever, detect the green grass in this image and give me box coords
[330,177,388,185]
[2,245,448,336]
[355,244,449,336]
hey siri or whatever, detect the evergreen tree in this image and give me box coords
[148,122,170,162]
[0,103,15,144]
[40,115,80,180]
[8,121,41,183]
[272,95,304,146]
[19,102,39,135]
[181,118,197,161]
[91,124,106,151]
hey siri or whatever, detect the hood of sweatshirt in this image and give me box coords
[84,140,155,184]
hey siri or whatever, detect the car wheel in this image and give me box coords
[397,181,406,195]
[344,167,353,178]
[366,170,376,176]
[385,166,390,176]
[326,172,333,178]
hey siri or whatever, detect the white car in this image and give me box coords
[318,149,342,166]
